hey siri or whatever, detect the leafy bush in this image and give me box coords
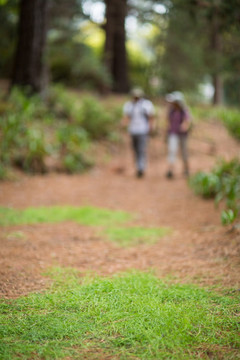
[15,128,49,173]
[56,122,92,173]
[217,108,240,140]
[47,84,78,120]
[190,159,240,225]
[0,90,49,176]
[0,86,121,178]
[77,95,118,140]
[190,172,220,198]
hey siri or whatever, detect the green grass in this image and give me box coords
[0,269,239,359]
[104,226,170,246]
[0,206,132,227]
[0,206,171,247]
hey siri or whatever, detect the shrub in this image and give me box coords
[190,159,240,226]
[62,153,93,174]
[14,128,49,173]
[0,86,121,177]
[57,124,93,173]
[47,84,78,120]
[77,95,117,140]
[190,172,220,198]
[217,108,240,140]
[0,89,49,175]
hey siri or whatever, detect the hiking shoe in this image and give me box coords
[137,169,144,178]
[183,169,189,178]
[166,170,173,179]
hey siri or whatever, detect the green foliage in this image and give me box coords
[190,159,240,225]
[49,37,111,91]
[190,172,220,198]
[47,84,78,120]
[189,105,216,120]
[190,105,240,141]
[62,152,91,174]
[127,40,153,92]
[0,89,50,176]
[224,76,240,107]
[221,209,236,226]
[158,3,208,93]
[0,270,239,359]
[0,86,121,178]
[49,86,120,141]
[18,128,49,173]
[56,123,92,173]
[77,96,117,140]
[217,107,240,140]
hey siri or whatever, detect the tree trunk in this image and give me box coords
[11,0,48,94]
[211,12,223,105]
[104,0,129,93]
[213,74,223,105]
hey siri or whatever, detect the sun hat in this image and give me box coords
[165,91,185,107]
[131,87,144,98]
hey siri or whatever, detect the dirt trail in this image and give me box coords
[0,120,240,298]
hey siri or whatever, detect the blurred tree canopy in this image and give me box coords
[0,0,239,104]
[158,0,240,104]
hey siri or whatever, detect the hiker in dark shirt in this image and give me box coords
[165,91,191,178]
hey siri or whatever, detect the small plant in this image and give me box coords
[190,159,240,226]
[189,172,220,198]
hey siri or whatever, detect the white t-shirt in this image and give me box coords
[123,98,155,135]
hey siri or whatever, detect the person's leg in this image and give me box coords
[166,133,179,178]
[179,134,189,176]
[131,135,139,175]
[131,134,147,177]
[136,134,148,176]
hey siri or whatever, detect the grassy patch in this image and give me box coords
[0,270,239,359]
[104,226,170,246]
[0,206,132,227]
[0,206,171,247]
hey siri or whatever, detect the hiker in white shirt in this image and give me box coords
[122,88,155,178]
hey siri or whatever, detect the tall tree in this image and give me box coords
[11,0,49,93]
[104,0,129,93]
[0,0,18,78]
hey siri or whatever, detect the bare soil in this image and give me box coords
[0,119,240,298]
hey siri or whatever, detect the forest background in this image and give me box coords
[0,0,240,104]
